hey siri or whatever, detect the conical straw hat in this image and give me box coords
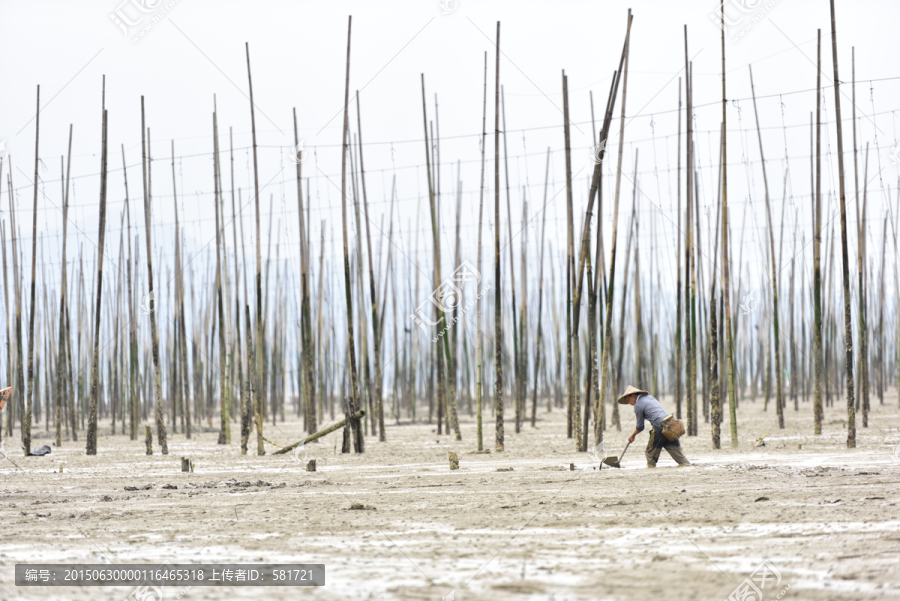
[616,384,649,404]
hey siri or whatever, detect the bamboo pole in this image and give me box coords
[851,53,868,425]
[212,106,230,445]
[55,125,73,447]
[675,79,683,421]
[173,142,191,439]
[86,92,108,455]
[493,21,504,452]
[9,172,24,439]
[274,409,365,455]
[1,217,10,442]
[813,30,824,434]
[245,42,268,454]
[533,149,550,429]
[120,146,137,440]
[476,51,487,451]
[710,122,724,448]
[337,18,363,452]
[563,72,574,441]
[292,110,316,437]
[356,94,386,442]
[684,35,695,438]
[420,81,459,442]
[828,0,856,448]
[141,99,167,455]
[857,143,869,427]
[721,2,738,447]
[598,10,632,440]
[749,65,784,430]
[499,87,521,435]
[562,72,580,448]
[24,85,40,455]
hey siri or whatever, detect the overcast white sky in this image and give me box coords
[2,0,899,324]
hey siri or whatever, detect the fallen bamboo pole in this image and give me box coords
[274,409,366,455]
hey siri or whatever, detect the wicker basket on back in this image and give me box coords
[661,414,685,441]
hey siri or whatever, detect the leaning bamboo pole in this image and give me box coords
[337,17,363,452]
[749,65,784,430]
[420,80,459,442]
[24,85,40,455]
[476,51,487,451]
[500,87,521,434]
[597,9,632,440]
[573,55,627,448]
[245,42,268,454]
[828,0,856,448]
[613,157,638,405]
[532,149,550,429]
[356,94,386,442]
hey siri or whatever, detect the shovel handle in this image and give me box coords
[619,440,631,462]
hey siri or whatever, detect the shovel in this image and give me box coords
[602,440,631,468]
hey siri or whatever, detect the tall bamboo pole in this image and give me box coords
[86,94,108,455]
[141,98,167,455]
[710,122,724,448]
[420,81,459,442]
[292,110,316,437]
[683,35,695,438]
[533,149,550,428]
[212,107,230,445]
[675,79,683,421]
[813,30,824,434]
[470,51,487,449]
[356,94,386,442]
[245,42,267,454]
[857,143,869,427]
[338,18,363,452]
[500,87,521,434]
[55,125,72,447]
[598,10,632,439]
[172,141,191,438]
[24,85,40,455]
[828,0,856,448]
[120,146,137,440]
[721,2,738,447]
[562,72,580,448]
[493,21,504,452]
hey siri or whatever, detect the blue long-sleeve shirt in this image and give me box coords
[633,394,669,432]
